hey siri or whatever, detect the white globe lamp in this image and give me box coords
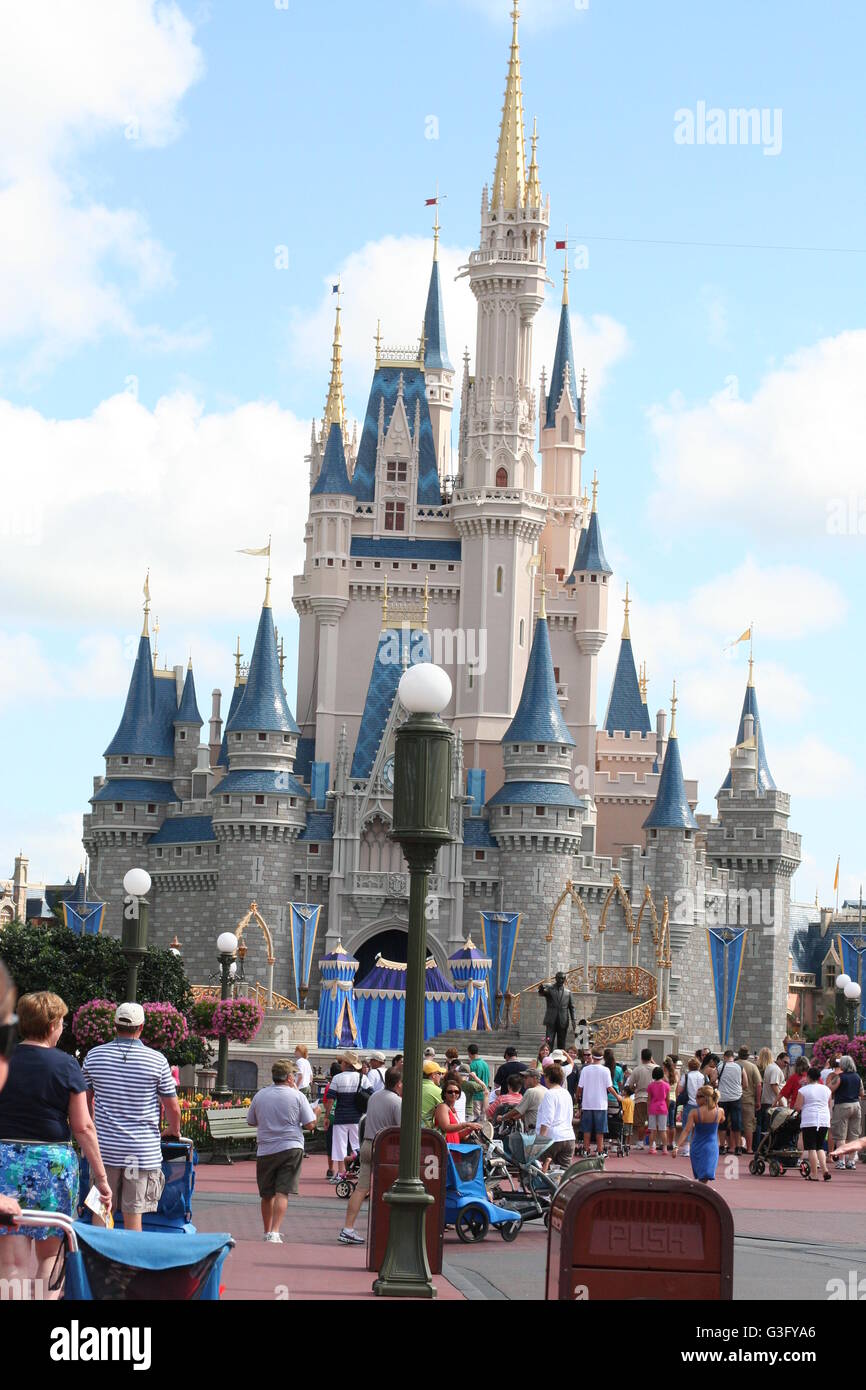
[217,931,238,956]
[123,867,151,898]
[398,662,452,715]
[844,981,861,1001]
[837,973,852,991]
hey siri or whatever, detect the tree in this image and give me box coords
[0,920,208,1066]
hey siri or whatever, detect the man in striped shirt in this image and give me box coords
[82,1002,181,1231]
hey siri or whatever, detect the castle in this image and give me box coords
[81,9,800,1052]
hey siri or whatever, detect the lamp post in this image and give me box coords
[844,980,862,1037]
[373,662,453,1300]
[213,931,238,1102]
[121,868,152,1002]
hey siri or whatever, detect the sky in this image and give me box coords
[1,0,864,908]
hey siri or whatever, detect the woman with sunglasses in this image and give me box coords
[0,991,111,1298]
[434,1073,483,1144]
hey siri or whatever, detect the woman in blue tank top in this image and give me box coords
[674,1084,725,1181]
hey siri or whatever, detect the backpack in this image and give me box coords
[354,1072,371,1115]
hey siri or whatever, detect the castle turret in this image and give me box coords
[423,209,454,481]
[173,659,203,795]
[539,257,585,578]
[488,588,583,984]
[705,662,801,1047]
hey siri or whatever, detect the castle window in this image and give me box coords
[496,466,508,488]
[156,848,163,858]
[114,803,123,813]
[308,844,319,855]
[195,845,202,855]
[255,795,265,806]
[290,797,296,807]
[411,562,418,570]
[374,561,381,569]
[554,667,560,682]
[448,564,455,572]
[355,560,362,568]
[474,850,486,861]
[591,574,597,583]
[147,804,156,815]
[384,501,406,532]
[175,847,182,856]
[535,806,545,816]
[501,806,511,816]
[258,732,267,742]
[222,795,230,805]
[179,730,186,741]
[327,557,334,566]
[561,416,569,442]
[283,734,291,743]
[392,562,399,570]
[467,667,474,691]
[495,566,504,595]
[386,460,408,483]
[234,733,241,742]
[568,808,576,819]
[429,565,436,570]
[519,619,525,646]
[121,757,129,765]
[145,758,154,766]
[537,745,545,753]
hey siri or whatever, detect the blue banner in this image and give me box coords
[707,926,748,1046]
[836,932,866,1032]
[289,903,321,1005]
[61,901,105,937]
[480,911,521,1024]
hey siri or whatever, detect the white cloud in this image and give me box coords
[0,1,204,368]
[648,330,866,537]
[0,389,310,633]
[772,738,856,803]
[288,235,629,426]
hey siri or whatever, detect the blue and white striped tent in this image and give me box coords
[353,955,466,1051]
[448,937,493,1031]
[317,945,363,1050]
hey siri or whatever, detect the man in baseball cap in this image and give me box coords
[421,1057,445,1128]
[366,1050,387,1093]
[82,1002,182,1232]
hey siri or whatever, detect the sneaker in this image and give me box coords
[846,1160,858,1169]
[681,1144,690,1157]
[835,1160,847,1170]
[328,1172,343,1184]
[339,1229,365,1245]
[263,1232,283,1244]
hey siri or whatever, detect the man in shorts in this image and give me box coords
[82,1001,182,1231]
[338,1066,403,1245]
[247,1060,315,1243]
[626,1048,655,1146]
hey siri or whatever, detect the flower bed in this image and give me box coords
[176,1091,254,1151]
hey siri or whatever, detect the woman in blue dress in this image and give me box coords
[674,1084,725,1181]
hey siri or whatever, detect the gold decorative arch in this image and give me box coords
[236,901,275,965]
[544,880,592,981]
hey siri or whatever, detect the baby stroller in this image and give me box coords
[492,1130,561,1228]
[79,1137,197,1232]
[606,1094,628,1157]
[444,1143,523,1243]
[749,1108,809,1178]
[335,1120,363,1198]
[9,1211,233,1300]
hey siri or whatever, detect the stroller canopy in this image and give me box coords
[64,1225,233,1301]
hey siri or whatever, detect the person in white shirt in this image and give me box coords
[294,1044,313,1097]
[717,1049,744,1155]
[577,1053,617,1156]
[365,1052,386,1094]
[534,1063,575,1171]
[794,1066,833,1181]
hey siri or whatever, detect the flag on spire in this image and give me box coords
[724,627,751,651]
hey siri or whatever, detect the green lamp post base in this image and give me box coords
[372,1178,436,1299]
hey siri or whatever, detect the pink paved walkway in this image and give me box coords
[191,1152,463,1301]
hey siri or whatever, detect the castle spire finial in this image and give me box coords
[562,224,569,305]
[591,470,598,512]
[670,678,678,738]
[142,570,151,638]
[491,2,527,211]
[322,284,345,432]
[234,636,243,687]
[374,318,382,368]
[639,660,649,704]
[622,581,631,639]
[432,181,441,261]
[263,535,272,609]
[152,614,160,671]
[539,545,548,619]
[526,114,541,207]
[748,622,755,687]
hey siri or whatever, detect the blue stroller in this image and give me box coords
[79,1138,197,1232]
[444,1143,523,1243]
[11,1211,233,1300]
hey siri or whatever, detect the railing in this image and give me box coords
[511,963,656,1032]
[788,972,816,988]
[346,871,445,897]
[512,967,587,1028]
[595,965,657,997]
[590,996,657,1049]
[190,982,297,1012]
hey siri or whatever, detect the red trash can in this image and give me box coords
[366,1126,447,1275]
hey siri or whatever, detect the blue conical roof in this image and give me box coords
[604,637,652,735]
[229,601,299,734]
[644,733,698,830]
[503,616,574,745]
[719,680,776,793]
[104,634,174,757]
[176,664,203,726]
[311,421,352,495]
[570,509,611,575]
[69,871,87,904]
[424,257,452,372]
[545,301,580,430]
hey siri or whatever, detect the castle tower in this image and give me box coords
[423,210,454,480]
[173,660,204,797]
[12,852,28,924]
[83,589,180,919]
[452,4,548,770]
[642,684,708,1040]
[705,667,801,1048]
[488,590,583,986]
[539,258,585,578]
[211,577,308,989]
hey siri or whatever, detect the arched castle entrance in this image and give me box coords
[345,915,447,985]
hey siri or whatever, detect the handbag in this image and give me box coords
[354,1072,371,1116]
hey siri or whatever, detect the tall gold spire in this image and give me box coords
[432,186,441,262]
[234,637,243,687]
[262,535,273,609]
[141,570,151,638]
[526,115,541,208]
[322,285,345,433]
[622,581,631,639]
[374,319,382,369]
[591,471,598,512]
[639,661,649,704]
[152,615,160,671]
[670,679,678,738]
[539,545,548,619]
[491,4,527,210]
[747,623,754,687]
